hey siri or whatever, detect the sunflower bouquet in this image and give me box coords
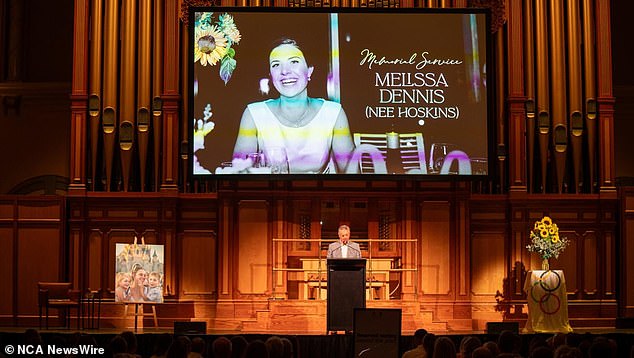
[526,216,570,260]
[194,12,241,84]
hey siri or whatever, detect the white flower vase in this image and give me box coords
[541,258,550,271]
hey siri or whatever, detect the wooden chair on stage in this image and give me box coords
[352,132,427,174]
[37,282,81,329]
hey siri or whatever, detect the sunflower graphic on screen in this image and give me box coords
[194,12,241,84]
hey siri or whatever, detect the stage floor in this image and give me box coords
[2,325,634,335]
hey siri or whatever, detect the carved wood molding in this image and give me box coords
[181,0,218,25]
[181,0,505,28]
[469,0,505,33]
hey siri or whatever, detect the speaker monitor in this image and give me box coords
[174,321,207,335]
[486,321,519,335]
[616,317,634,329]
[354,308,401,358]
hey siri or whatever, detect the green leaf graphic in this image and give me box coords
[219,57,237,85]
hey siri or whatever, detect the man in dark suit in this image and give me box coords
[327,224,361,258]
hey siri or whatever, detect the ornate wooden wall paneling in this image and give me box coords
[217,180,422,199]
[219,197,235,298]
[88,0,103,191]
[102,0,119,192]
[69,0,90,194]
[510,211,526,301]
[0,199,16,325]
[549,0,567,194]
[17,201,66,326]
[180,22,190,191]
[619,187,634,318]
[540,199,614,302]
[523,0,535,193]
[3,188,623,327]
[601,205,617,302]
[68,194,218,298]
[0,197,65,326]
[595,0,615,193]
[138,0,153,192]
[5,0,24,81]
[153,0,164,191]
[401,199,417,299]
[0,0,6,80]
[163,201,178,299]
[582,0,597,193]
[470,229,505,305]
[85,228,102,295]
[162,0,181,191]
[495,29,506,193]
[419,201,452,298]
[119,1,137,191]
[567,0,583,193]
[507,0,525,192]
[178,194,219,299]
[456,200,470,303]
[180,230,217,298]
[535,0,549,194]
[469,196,507,315]
[70,225,82,295]
[469,194,618,323]
[271,199,286,298]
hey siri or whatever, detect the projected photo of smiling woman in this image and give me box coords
[231,39,357,174]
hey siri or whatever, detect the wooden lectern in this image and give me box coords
[327,258,366,332]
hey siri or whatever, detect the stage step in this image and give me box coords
[446,319,477,332]
[570,317,616,329]
[52,299,617,334]
[238,300,449,334]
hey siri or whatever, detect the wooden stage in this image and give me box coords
[8,298,620,336]
[31,299,481,335]
[2,297,633,358]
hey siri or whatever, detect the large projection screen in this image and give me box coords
[190,8,491,178]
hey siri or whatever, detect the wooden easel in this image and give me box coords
[123,303,158,331]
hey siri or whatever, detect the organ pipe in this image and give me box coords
[102,0,119,191]
[549,0,567,193]
[89,0,103,190]
[137,0,152,191]
[535,0,549,193]
[567,0,583,193]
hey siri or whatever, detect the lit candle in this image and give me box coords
[386,131,399,149]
